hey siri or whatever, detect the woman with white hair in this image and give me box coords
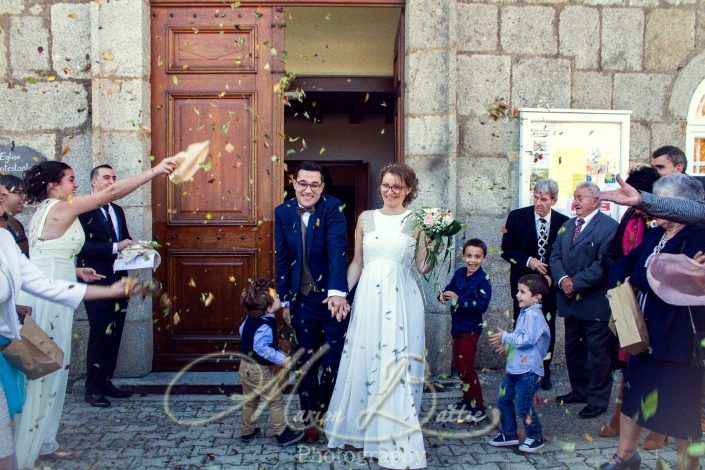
[601,173,705,470]
[0,228,146,470]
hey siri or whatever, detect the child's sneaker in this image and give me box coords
[488,432,519,447]
[276,426,304,446]
[519,437,545,453]
[241,428,261,443]
[467,405,487,424]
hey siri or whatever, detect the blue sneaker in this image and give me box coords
[488,432,519,447]
[519,437,545,453]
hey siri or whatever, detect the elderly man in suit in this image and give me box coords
[550,181,619,419]
[501,179,568,391]
[77,165,135,407]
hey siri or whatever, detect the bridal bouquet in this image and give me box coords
[406,207,463,278]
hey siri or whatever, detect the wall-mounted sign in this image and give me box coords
[519,109,632,221]
[0,144,46,177]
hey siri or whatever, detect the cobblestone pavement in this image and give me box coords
[38,367,691,469]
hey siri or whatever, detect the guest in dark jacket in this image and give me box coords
[501,178,568,390]
[439,238,491,422]
[600,173,705,470]
[598,165,664,448]
[0,175,29,256]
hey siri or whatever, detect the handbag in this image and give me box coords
[1,315,65,380]
[607,280,650,355]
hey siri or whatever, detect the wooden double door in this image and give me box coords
[151,2,403,371]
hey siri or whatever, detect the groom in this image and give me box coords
[274,161,349,443]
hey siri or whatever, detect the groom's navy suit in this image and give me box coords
[274,194,348,421]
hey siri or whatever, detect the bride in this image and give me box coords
[325,163,432,469]
[14,157,176,469]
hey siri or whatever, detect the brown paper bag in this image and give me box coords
[1,316,65,380]
[607,280,650,355]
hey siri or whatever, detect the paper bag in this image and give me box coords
[607,280,650,356]
[1,316,65,380]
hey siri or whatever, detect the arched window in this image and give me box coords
[686,79,705,175]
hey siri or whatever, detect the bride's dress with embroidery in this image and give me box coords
[15,199,85,468]
[326,209,426,469]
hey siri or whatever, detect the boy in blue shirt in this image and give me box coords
[488,274,550,453]
[439,238,492,423]
[239,279,303,446]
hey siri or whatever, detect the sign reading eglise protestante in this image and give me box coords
[0,144,46,176]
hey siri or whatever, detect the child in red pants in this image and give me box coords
[439,238,492,423]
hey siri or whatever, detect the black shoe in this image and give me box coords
[85,393,111,408]
[451,399,471,411]
[241,427,261,443]
[579,404,607,419]
[540,376,552,391]
[467,405,488,424]
[102,382,133,399]
[556,392,587,404]
[276,427,304,446]
[599,452,641,470]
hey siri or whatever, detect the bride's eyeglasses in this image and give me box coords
[380,183,406,194]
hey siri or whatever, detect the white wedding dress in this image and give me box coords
[15,199,85,468]
[326,209,427,469]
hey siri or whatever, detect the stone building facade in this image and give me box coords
[1,0,704,378]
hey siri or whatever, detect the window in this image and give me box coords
[686,79,705,175]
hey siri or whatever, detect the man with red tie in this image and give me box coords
[77,165,135,407]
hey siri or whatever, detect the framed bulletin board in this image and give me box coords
[519,109,631,221]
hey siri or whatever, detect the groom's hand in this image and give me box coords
[323,296,348,321]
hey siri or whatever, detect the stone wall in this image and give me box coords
[1,0,705,379]
[0,0,154,379]
[406,0,705,373]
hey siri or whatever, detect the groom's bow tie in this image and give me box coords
[296,206,314,216]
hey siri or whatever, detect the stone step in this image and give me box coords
[71,372,461,395]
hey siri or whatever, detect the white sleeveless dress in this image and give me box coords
[15,199,85,468]
[325,209,427,469]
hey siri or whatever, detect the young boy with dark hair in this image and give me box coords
[439,238,492,423]
[488,274,551,453]
[239,279,303,446]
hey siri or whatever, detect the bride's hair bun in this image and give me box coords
[379,163,418,206]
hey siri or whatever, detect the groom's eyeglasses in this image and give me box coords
[380,183,406,194]
[295,180,322,191]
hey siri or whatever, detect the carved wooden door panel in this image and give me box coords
[151,6,285,371]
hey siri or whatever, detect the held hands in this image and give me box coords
[559,277,575,297]
[323,295,350,323]
[528,257,548,275]
[488,329,505,354]
[76,267,106,283]
[282,357,292,369]
[117,239,135,252]
[600,174,642,207]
